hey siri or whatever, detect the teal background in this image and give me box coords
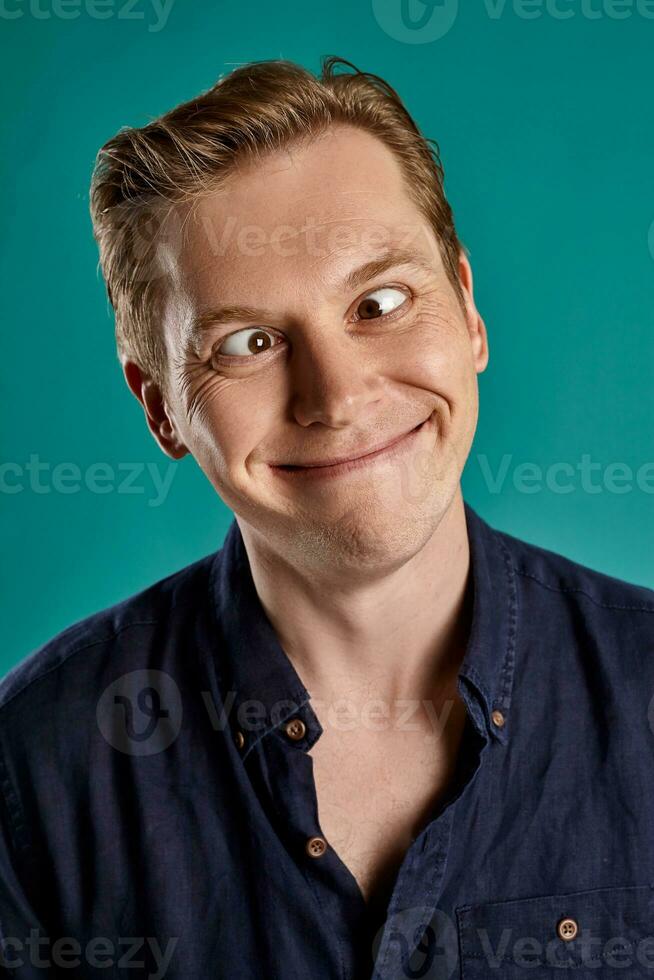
[1,0,653,675]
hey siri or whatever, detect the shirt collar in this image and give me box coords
[210,500,517,753]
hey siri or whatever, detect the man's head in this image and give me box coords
[90,57,488,576]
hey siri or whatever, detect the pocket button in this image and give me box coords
[557,917,579,941]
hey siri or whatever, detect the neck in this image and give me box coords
[237,490,472,710]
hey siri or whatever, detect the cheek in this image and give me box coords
[192,375,280,477]
[386,316,473,399]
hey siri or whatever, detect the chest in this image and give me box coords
[307,694,469,912]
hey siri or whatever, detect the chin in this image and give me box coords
[280,480,454,577]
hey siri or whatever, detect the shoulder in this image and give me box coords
[0,549,218,720]
[494,522,654,614]
[481,517,654,744]
[490,521,654,676]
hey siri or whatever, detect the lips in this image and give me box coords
[271,415,432,472]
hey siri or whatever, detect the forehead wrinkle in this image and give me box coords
[307,244,438,293]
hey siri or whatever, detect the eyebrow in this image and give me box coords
[187,246,436,337]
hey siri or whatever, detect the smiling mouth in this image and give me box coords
[270,414,433,479]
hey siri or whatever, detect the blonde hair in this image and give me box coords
[89,56,465,394]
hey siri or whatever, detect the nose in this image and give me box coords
[288,334,383,428]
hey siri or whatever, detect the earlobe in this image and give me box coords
[159,417,189,461]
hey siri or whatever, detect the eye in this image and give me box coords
[354,286,409,320]
[215,327,279,358]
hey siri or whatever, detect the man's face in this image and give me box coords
[150,125,488,572]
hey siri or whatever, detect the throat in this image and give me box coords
[307,691,471,912]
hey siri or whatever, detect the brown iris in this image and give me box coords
[247,331,273,353]
[357,298,383,319]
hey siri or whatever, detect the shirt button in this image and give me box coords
[305,836,328,858]
[491,709,505,728]
[284,718,307,741]
[557,917,579,941]
[235,730,245,750]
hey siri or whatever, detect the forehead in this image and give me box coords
[160,125,443,332]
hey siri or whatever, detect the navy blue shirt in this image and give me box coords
[1,501,654,979]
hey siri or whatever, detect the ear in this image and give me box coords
[122,360,189,460]
[457,251,489,374]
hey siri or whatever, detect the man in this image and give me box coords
[1,56,653,980]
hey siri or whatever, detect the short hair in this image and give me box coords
[89,56,466,396]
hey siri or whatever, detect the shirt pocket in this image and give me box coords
[456,884,654,978]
